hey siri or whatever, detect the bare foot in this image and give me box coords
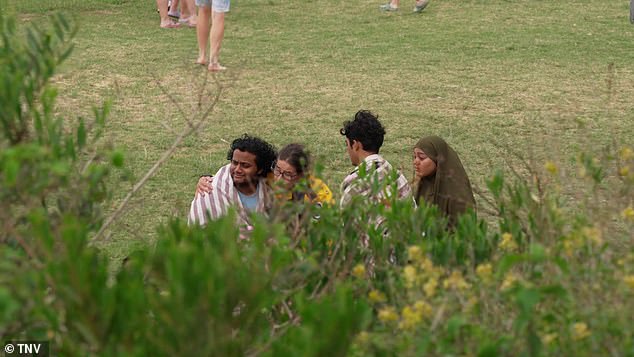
[179,16,197,27]
[195,56,207,66]
[208,63,227,72]
[160,21,181,29]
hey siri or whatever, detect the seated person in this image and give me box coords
[188,134,277,228]
[340,110,412,207]
[271,143,333,206]
[413,135,476,228]
[196,143,333,207]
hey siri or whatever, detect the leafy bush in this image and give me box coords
[1,11,633,357]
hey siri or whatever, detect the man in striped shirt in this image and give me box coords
[188,134,277,229]
[339,110,412,208]
[340,111,413,270]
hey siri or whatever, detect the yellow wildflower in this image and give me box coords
[582,226,603,246]
[352,264,366,279]
[368,290,386,304]
[408,245,423,263]
[423,277,438,298]
[619,166,630,177]
[419,257,434,273]
[620,146,633,161]
[399,305,423,330]
[378,306,399,323]
[443,270,470,290]
[563,239,575,258]
[499,233,518,252]
[500,272,519,291]
[544,161,558,175]
[413,300,433,319]
[622,206,634,221]
[403,265,418,288]
[623,275,634,290]
[572,322,591,340]
[540,332,558,345]
[476,263,493,283]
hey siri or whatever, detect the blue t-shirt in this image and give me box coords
[237,190,258,212]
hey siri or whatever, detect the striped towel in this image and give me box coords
[340,154,412,208]
[188,164,270,227]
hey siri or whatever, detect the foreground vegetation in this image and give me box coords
[2,12,634,356]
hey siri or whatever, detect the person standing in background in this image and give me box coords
[196,0,230,71]
[157,0,180,28]
[167,0,197,27]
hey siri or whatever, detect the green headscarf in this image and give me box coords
[414,136,475,228]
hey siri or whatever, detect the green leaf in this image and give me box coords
[59,43,74,63]
[496,253,525,278]
[487,171,504,198]
[554,257,569,274]
[3,157,19,186]
[516,287,540,315]
[528,243,546,262]
[539,284,567,298]
[77,118,86,149]
[52,16,63,40]
[50,161,70,177]
[477,342,500,357]
[446,315,466,339]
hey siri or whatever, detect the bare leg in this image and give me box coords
[157,0,179,28]
[180,0,197,26]
[391,0,400,6]
[208,10,226,71]
[196,6,212,64]
[169,0,180,17]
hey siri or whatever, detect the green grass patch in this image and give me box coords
[10,0,634,256]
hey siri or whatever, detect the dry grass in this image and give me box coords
[13,0,634,258]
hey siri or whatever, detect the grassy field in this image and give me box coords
[5,0,634,259]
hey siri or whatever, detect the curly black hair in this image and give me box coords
[278,143,311,176]
[340,110,385,153]
[227,134,277,177]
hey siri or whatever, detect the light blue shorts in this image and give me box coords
[196,0,230,12]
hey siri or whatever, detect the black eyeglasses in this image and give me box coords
[271,163,299,180]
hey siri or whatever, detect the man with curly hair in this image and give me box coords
[188,134,277,228]
[339,110,412,207]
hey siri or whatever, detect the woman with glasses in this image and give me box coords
[271,143,333,205]
[196,143,333,207]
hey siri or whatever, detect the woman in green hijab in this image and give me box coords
[413,136,475,228]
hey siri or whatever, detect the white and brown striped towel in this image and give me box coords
[188,164,271,227]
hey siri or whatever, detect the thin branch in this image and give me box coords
[154,73,196,130]
[472,185,500,216]
[430,300,446,332]
[91,75,223,243]
[245,314,300,357]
